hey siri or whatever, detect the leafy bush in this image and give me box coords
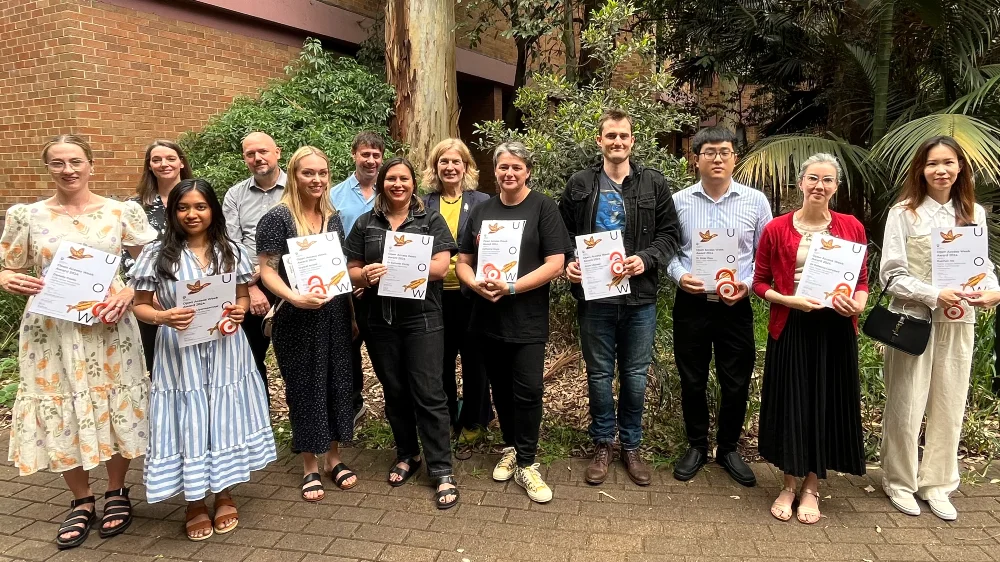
[473,0,699,196]
[179,38,397,195]
[0,292,24,407]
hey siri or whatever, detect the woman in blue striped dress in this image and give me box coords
[130,179,277,541]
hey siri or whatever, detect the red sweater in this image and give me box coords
[752,211,869,340]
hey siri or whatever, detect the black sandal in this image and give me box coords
[329,462,358,490]
[433,475,459,510]
[56,495,96,550]
[387,456,422,487]
[99,487,133,539]
[301,472,325,502]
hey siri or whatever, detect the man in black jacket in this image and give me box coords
[559,109,681,486]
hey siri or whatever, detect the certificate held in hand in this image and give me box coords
[378,231,434,300]
[795,235,866,308]
[476,220,525,283]
[28,242,120,325]
[575,230,631,300]
[931,226,989,293]
[690,228,740,297]
[287,232,353,299]
[175,273,237,348]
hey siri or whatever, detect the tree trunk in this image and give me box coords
[562,0,577,83]
[385,0,459,168]
[503,38,530,130]
[870,0,894,144]
[577,0,602,83]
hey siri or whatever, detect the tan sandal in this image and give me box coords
[796,488,821,524]
[770,486,796,522]
[213,496,238,534]
[185,503,214,541]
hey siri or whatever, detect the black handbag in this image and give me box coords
[862,277,932,356]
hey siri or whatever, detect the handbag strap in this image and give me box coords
[871,274,904,307]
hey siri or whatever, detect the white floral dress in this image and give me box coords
[0,199,157,475]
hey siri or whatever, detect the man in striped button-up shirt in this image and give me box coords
[666,126,772,487]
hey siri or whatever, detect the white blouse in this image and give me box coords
[879,198,998,322]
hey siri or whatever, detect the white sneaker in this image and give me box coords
[888,493,921,516]
[514,464,553,503]
[492,447,517,481]
[922,497,957,521]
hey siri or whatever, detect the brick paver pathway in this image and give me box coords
[1,445,998,562]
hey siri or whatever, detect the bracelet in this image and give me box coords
[153,311,161,325]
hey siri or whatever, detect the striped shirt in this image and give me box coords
[666,179,772,288]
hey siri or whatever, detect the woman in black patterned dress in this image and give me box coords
[257,146,356,502]
[123,140,193,371]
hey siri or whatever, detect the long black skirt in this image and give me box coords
[758,308,865,478]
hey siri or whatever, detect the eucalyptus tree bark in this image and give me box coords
[870,0,894,143]
[562,0,577,83]
[385,0,459,168]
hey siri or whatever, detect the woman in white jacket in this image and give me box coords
[879,135,1000,521]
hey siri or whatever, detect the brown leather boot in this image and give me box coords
[585,443,613,485]
[622,449,652,486]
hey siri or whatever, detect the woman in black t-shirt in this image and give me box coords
[344,157,459,510]
[456,142,572,504]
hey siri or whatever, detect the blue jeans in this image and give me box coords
[578,301,657,450]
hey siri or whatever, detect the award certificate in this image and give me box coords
[575,230,631,300]
[475,220,525,283]
[175,273,237,348]
[287,232,353,298]
[378,230,434,300]
[795,235,866,308]
[690,228,740,296]
[28,242,121,325]
[931,226,990,293]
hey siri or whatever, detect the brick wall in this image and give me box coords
[0,0,300,215]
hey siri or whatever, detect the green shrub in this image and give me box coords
[179,38,397,196]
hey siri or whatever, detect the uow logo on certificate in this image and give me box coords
[576,230,630,300]
[28,242,120,325]
[287,232,353,298]
[476,220,525,283]
[379,231,434,300]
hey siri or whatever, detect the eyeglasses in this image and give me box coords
[699,150,734,160]
[802,174,837,187]
[46,159,89,172]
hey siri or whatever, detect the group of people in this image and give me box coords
[0,111,994,550]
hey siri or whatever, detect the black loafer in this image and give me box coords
[672,448,707,481]
[717,451,757,487]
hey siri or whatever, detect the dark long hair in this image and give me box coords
[898,136,976,226]
[156,178,236,280]
[374,157,424,215]
[137,140,193,206]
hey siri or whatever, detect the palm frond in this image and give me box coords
[947,74,1000,115]
[845,43,877,92]
[734,133,883,198]
[872,114,1000,186]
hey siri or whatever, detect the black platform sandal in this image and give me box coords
[433,475,459,510]
[387,456,422,487]
[99,487,133,539]
[56,495,96,550]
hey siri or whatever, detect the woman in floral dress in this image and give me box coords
[0,134,157,549]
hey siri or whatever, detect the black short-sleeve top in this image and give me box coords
[459,190,573,343]
[344,204,457,332]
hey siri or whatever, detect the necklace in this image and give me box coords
[441,193,462,204]
[58,194,92,225]
[188,246,213,273]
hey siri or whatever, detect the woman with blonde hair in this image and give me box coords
[0,134,157,548]
[257,146,357,502]
[421,139,492,440]
[753,153,869,524]
[880,136,1000,521]
[124,139,194,371]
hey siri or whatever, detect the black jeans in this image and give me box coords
[672,290,756,455]
[442,290,492,429]
[482,338,545,467]
[367,324,452,477]
[351,293,369,412]
[243,286,274,402]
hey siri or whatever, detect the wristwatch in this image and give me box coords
[508,282,516,296]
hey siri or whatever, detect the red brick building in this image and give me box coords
[0,0,518,214]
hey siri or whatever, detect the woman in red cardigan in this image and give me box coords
[752,153,869,524]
